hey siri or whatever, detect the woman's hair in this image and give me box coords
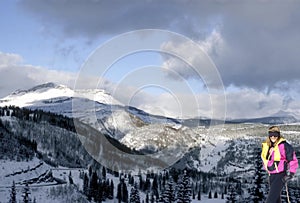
[268,126,280,134]
[265,125,283,147]
[265,136,283,147]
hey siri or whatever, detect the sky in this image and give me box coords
[1,0,300,120]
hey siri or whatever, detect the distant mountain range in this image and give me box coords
[0,83,187,156]
[1,83,299,186]
[227,115,298,125]
[1,82,298,126]
[0,82,298,168]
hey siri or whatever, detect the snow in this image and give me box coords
[0,84,73,108]
[0,158,47,202]
[0,158,45,186]
[1,83,300,202]
[0,155,229,202]
[193,199,225,203]
[0,82,122,108]
[0,157,87,203]
[198,133,230,172]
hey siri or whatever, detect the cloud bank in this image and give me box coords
[19,0,300,90]
[0,52,77,98]
[4,0,298,119]
[2,51,299,119]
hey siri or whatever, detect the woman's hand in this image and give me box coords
[269,147,274,154]
[282,172,294,183]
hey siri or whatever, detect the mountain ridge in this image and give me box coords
[1,82,299,124]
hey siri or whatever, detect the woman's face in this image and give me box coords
[269,135,279,143]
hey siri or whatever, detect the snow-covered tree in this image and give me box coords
[130,184,141,203]
[226,184,238,203]
[177,171,192,203]
[68,171,74,185]
[152,174,159,199]
[109,179,114,199]
[160,179,176,203]
[197,189,201,201]
[150,192,155,203]
[90,171,98,201]
[117,178,128,203]
[248,147,266,203]
[208,191,212,199]
[22,183,31,203]
[83,173,89,197]
[145,193,149,203]
[102,166,107,179]
[9,181,17,203]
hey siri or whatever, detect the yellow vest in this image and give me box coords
[261,138,285,172]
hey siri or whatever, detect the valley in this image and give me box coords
[0,83,300,202]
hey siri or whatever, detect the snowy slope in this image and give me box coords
[0,158,89,203]
[0,83,181,142]
[1,106,299,202]
[1,83,299,174]
[0,82,122,107]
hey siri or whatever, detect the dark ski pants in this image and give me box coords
[266,172,286,203]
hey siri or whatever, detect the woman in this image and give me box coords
[261,126,298,203]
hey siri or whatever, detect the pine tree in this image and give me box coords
[122,181,129,203]
[152,174,159,200]
[68,171,74,185]
[177,171,192,203]
[130,184,141,203]
[117,178,128,203]
[160,179,176,203]
[197,189,201,201]
[145,193,149,203]
[102,166,107,180]
[150,192,155,203]
[224,185,228,195]
[9,181,17,203]
[192,183,195,200]
[83,172,89,197]
[139,174,144,191]
[144,177,151,191]
[208,191,212,199]
[22,183,31,203]
[95,180,103,202]
[90,171,98,201]
[129,174,134,185]
[88,165,93,177]
[226,184,238,203]
[249,147,266,203]
[109,179,114,199]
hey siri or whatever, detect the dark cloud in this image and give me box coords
[216,2,300,89]
[18,0,300,90]
[19,0,194,37]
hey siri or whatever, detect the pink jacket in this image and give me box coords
[261,138,298,174]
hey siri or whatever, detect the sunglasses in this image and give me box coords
[269,132,280,137]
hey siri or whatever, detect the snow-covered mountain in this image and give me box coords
[228,115,298,125]
[2,82,299,127]
[1,83,300,203]
[1,82,299,156]
[0,83,183,153]
[1,83,299,170]
[0,82,122,108]
[0,83,242,172]
[227,110,299,124]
